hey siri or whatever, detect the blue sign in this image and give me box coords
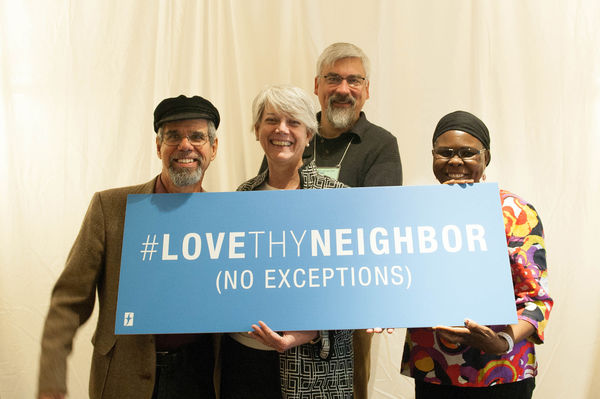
[115,183,517,334]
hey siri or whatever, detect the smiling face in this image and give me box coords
[314,57,370,131]
[432,130,490,184]
[256,103,312,170]
[156,118,218,192]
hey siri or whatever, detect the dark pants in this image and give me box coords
[415,379,535,399]
[220,334,281,399]
[152,340,215,399]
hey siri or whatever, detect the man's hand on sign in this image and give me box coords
[365,328,394,334]
[248,320,319,353]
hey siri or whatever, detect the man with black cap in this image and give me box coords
[38,95,220,399]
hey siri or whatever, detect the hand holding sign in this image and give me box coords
[434,318,536,355]
[249,321,318,353]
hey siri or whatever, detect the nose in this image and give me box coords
[177,135,195,150]
[276,120,290,132]
[335,79,352,94]
[447,154,464,165]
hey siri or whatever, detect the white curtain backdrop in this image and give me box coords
[1,1,598,398]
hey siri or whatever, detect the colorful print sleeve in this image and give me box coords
[501,190,553,343]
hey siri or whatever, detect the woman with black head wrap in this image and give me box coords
[400,111,553,399]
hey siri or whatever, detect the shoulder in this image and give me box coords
[94,177,157,206]
[499,189,537,213]
[354,113,397,142]
[499,189,544,237]
[237,170,268,191]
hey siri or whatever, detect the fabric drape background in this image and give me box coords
[1,1,597,398]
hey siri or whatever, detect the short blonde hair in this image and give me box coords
[251,85,318,136]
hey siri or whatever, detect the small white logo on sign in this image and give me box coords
[124,312,134,326]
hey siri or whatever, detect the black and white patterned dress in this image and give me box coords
[237,161,354,399]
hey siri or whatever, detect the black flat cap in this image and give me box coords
[153,95,220,132]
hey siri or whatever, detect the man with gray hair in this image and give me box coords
[38,95,220,399]
[311,42,402,187]
[312,42,403,398]
[257,43,403,397]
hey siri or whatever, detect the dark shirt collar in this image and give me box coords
[316,111,369,142]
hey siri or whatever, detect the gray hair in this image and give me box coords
[157,119,218,145]
[316,42,371,79]
[251,85,318,136]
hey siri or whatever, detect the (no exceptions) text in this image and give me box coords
[214,265,412,294]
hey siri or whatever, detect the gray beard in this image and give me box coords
[168,166,204,187]
[326,101,356,130]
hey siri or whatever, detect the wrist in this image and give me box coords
[309,331,321,344]
[496,331,514,354]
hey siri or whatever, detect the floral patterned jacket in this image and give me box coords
[402,189,553,387]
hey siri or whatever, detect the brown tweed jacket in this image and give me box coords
[38,178,158,399]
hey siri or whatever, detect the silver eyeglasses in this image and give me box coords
[162,131,209,146]
[322,73,366,88]
[433,147,486,160]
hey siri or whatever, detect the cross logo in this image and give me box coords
[124,312,134,326]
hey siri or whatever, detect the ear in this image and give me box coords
[314,76,319,95]
[484,149,491,166]
[365,80,370,100]
[209,138,219,161]
[156,135,162,159]
[254,126,260,141]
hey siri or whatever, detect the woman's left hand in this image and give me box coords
[248,320,319,353]
[434,319,509,355]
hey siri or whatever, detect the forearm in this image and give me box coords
[505,319,535,345]
[39,192,106,394]
[491,320,536,355]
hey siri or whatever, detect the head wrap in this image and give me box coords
[153,95,220,132]
[432,110,490,150]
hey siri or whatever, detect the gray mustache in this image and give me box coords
[328,94,356,106]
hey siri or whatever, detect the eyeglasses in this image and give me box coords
[322,74,366,88]
[162,131,209,146]
[433,147,486,160]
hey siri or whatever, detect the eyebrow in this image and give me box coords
[325,72,365,77]
[434,145,482,149]
[164,129,206,134]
